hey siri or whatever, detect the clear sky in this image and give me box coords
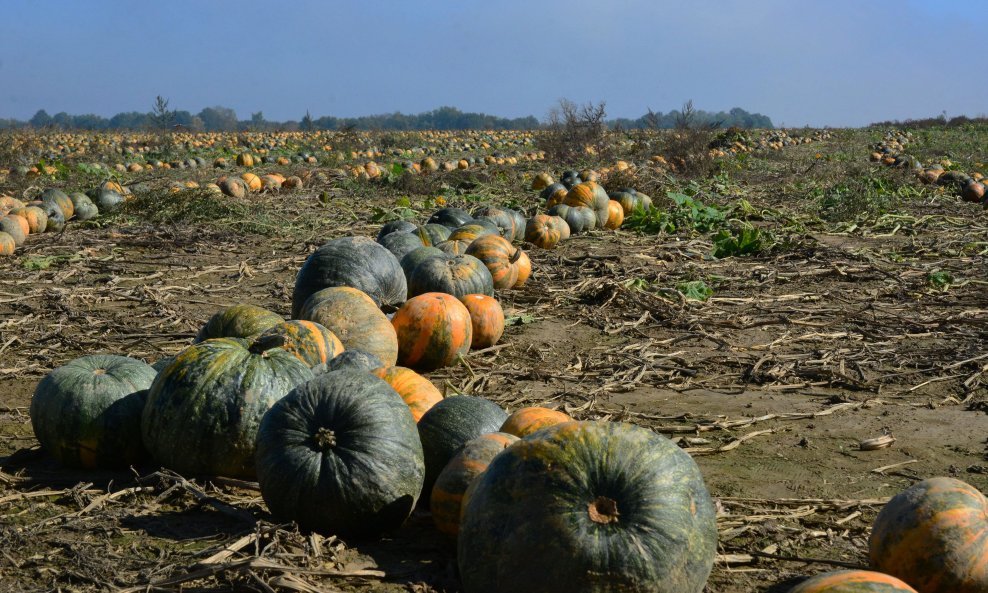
[1,0,985,127]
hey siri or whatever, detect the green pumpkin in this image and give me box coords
[255,370,424,537]
[400,246,445,283]
[141,337,314,479]
[458,421,718,593]
[547,204,597,234]
[407,254,494,299]
[427,207,473,229]
[31,355,157,468]
[416,223,452,246]
[416,395,507,501]
[194,304,283,343]
[472,206,518,239]
[379,230,425,262]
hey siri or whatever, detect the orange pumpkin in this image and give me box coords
[241,173,262,192]
[789,570,918,593]
[257,320,343,368]
[0,196,25,214]
[531,172,554,191]
[514,250,532,287]
[604,200,625,229]
[525,215,563,249]
[460,294,504,349]
[0,231,15,255]
[870,476,988,593]
[465,235,528,290]
[371,366,443,421]
[236,153,254,167]
[392,292,473,372]
[9,206,47,234]
[500,407,572,437]
[2,214,30,240]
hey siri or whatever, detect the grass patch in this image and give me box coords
[120,188,290,236]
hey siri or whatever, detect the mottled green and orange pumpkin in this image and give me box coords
[407,254,494,299]
[298,286,399,367]
[256,320,344,368]
[605,200,625,229]
[788,571,918,593]
[31,355,157,468]
[325,349,384,373]
[869,476,988,593]
[0,216,26,246]
[500,406,572,437]
[255,371,424,537]
[194,304,283,343]
[435,239,472,255]
[9,206,47,234]
[465,234,529,290]
[0,231,14,255]
[431,432,519,538]
[40,188,74,220]
[472,206,519,240]
[392,292,473,372]
[448,222,500,244]
[547,203,596,234]
[141,337,313,479]
[525,215,564,249]
[371,366,443,421]
[458,421,718,593]
[417,395,508,502]
[460,294,504,349]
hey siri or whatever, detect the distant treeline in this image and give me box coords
[869,114,988,129]
[0,105,772,132]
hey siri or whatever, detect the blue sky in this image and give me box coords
[1,0,986,127]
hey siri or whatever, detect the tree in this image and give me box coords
[197,106,238,131]
[29,109,52,128]
[250,111,266,128]
[301,110,314,131]
[150,95,175,129]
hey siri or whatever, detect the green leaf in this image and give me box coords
[677,280,713,301]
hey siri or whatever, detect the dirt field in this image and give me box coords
[1,128,986,592]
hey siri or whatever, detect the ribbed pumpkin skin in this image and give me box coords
[431,432,519,538]
[525,215,562,249]
[789,570,918,593]
[379,231,425,262]
[458,421,718,593]
[460,294,504,349]
[448,223,499,244]
[326,350,384,372]
[40,188,74,220]
[435,239,471,255]
[408,254,494,299]
[194,304,283,343]
[1,216,27,246]
[376,219,417,242]
[473,206,517,239]
[2,214,30,238]
[400,246,445,282]
[257,320,344,368]
[298,287,399,367]
[417,396,508,501]
[371,366,443,421]
[605,200,625,229]
[610,190,640,215]
[416,223,452,246]
[141,338,314,479]
[255,371,425,537]
[31,355,157,468]
[392,293,473,372]
[10,206,47,234]
[500,406,572,437]
[548,204,597,234]
[0,231,14,255]
[869,477,988,593]
[291,236,407,317]
[428,207,473,229]
[465,235,528,290]
[515,250,532,286]
[508,209,527,242]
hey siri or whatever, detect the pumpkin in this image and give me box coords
[465,234,529,290]
[291,236,407,317]
[435,239,471,255]
[610,189,640,215]
[256,370,424,537]
[0,224,23,250]
[194,304,283,343]
[91,189,125,212]
[379,230,425,261]
[218,177,247,199]
[69,193,99,220]
[472,206,518,239]
[298,286,399,367]
[788,571,918,593]
[547,203,596,234]
[142,337,313,479]
[428,207,473,229]
[431,432,519,538]
[40,188,74,220]
[548,214,572,240]
[392,293,473,371]
[525,214,563,249]
[458,421,718,593]
[325,349,384,373]
[0,196,25,214]
[31,355,157,468]
[10,206,47,234]
[460,294,504,349]
[604,200,625,229]
[236,153,254,167]
[869,476,988,593]
[377,219,418,242]
[256,320,344,368]
[448,222,499,243]
[962,180,986,203]
[408,254,494,299]
[415,223,452,246]
[417,395,508,501]
[531,172,554,190]
[400,246,445,282]
[1,214,30,239]
[500,406,572,437]
[508,209,528,242]
[372,366,443,421]
[541,182,568,207]
[39,201,66,232]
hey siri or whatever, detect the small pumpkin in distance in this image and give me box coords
[431,432,519,538]
[372,365,443,421]
[460,294,504,349]
[788,571,918,593]
[392,292,473,371]
[500,406,572,437]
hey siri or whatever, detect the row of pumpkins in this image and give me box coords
[870,130,987,207]
[0,183,130,255]
[25,183,988,593]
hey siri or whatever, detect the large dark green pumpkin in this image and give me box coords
[325,350,384,373]
[408,254,494,299]
[31,355,157,469]
[379,230,425,261]
[255,370,425,537]
[376,219,417,242]
[548,204,597,234]
[400,246,445,282]
[428,207,473,229]
[472,206,517,239]
[417,395,508,501]
[458,421,718,593]
[194,304,283,343]
[142,337,314,479]
[292,236,407,318]
[416,223,452,246]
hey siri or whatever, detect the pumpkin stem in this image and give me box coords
[588,496,620,524]
[249,334,286,356]
[313,427,336,451]
[508,248,522,264]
